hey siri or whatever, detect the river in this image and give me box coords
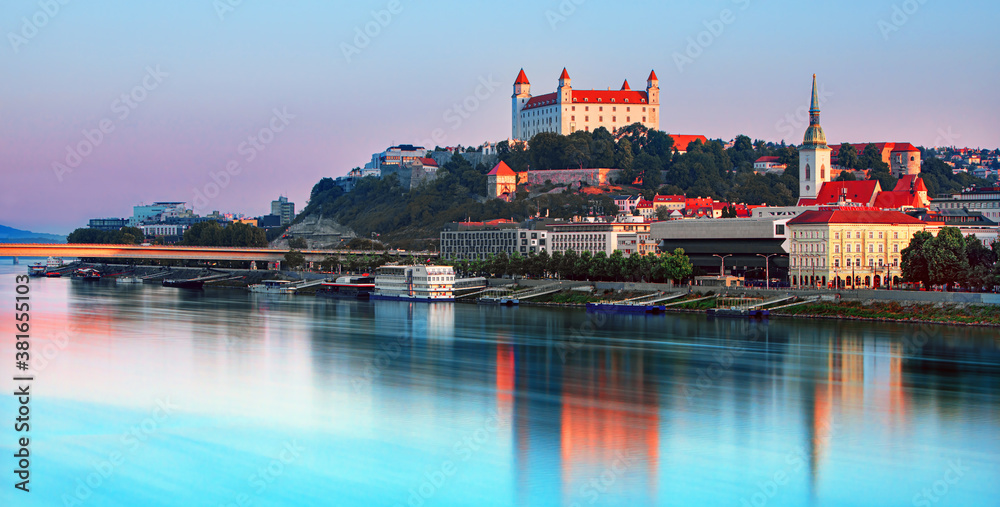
[1,262,998,506]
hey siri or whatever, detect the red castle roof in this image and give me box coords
[788,209,925,226]
[669,135,709,152]
[522,90,650,111]
[648,70,658,81]
[487,161,517,176]
[559,68,570,80]
[418,157,438,167]
[893,174,928,193]
[621,80,630,90]
[514,69,529,85]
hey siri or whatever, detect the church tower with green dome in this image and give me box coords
[799,74,832,200]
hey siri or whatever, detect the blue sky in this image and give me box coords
[2,0,998,233]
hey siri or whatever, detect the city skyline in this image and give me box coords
[2,0,998,233]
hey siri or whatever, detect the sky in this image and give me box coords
[2,0,998,234]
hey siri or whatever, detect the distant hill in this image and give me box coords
[0,224,67,243]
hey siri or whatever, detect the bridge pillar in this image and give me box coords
[12,256,17,265]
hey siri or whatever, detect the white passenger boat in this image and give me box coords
[371,265,455,302]
[248,280,297,294]
[117,276,144,284]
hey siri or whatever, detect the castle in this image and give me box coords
[512,68,660,141]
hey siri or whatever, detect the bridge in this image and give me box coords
[0,243,439,263]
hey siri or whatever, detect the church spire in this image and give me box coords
[809,73,820,125]
[803,74,827,147]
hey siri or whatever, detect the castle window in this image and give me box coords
[599,116,603,122]
[572,116,575,121]
[612,117,616,122]
[585,106,589,111]
[641,99,646,103]
[598,98,602,102]
[599,106,603,112]
[642,116,646,122]
[625,99,629,103]
[805,164,811,180]
[627,107,630,112]
[585,116,589,121]
[572,106,575,111]
[626,117,630,122]
[613,107,616,112]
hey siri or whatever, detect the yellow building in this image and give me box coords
[787,209,927,289]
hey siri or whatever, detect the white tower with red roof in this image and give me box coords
[512,69,531,140]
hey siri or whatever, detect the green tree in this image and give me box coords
[608,250,627,281]
[660,248,693,283]
[284,250,305,270]
[923,227,969,290]
[964,235,996,291]
[838,143,859,170]
[901,230,933,288]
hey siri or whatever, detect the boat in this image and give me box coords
[162,279,204,289]
[73,268,102,281]
[46,257,65,269]
[318,274,375,300]
[248,280,297,294]
[479,296,519,306]
[370,265,455,302]
[586,302,666,314]
[117,276,143,284]
[44,271,63,278]
[27,264,46,277]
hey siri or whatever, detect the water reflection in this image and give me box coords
[1,268,998,506]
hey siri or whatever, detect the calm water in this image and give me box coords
[1,262,999,506]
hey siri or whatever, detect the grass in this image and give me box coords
[773,301,1000,326]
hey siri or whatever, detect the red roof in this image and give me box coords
[648,70,658,81]
[418,157,438,167]
[893,175,928,193]
[873,191,924,210]
[621,80,630,90]
[755,156,782,163]
[514,69,529,85]
[487,161,517,176]
[830,142,918,158]
[636,199,653,209]
[559,68,570,80]
[891,143,919,153]
[788,209,925,226]
[522,90,650,110]
[797,180,881,206]
[653,195,684,203]
[669,135,709,152]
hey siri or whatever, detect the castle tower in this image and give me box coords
[799,74,832,200]
[512,69,531,140]
[557,68,572,104]
[646,70,659,127]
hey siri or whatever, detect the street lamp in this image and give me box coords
[757,253,780,289]
[712,254,733,278]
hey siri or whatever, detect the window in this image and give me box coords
[612,117,616,122]
[642,116,646,122]
[893,232,899,239]
[585,116,589,121]
[835,245,840,253]
[626,117,630,122]
[846,258,852,267]
[835,232,839,239]
[878,244,884,253]
[856,243,861,252]
[869,232,874,239]
[868,244,874,253]
[835,259,840,268]
[572,116,575,121]
[846,244,852,253]
[599,116,603,122]
[572,106,575,111]
[893,244,899,253]
[878,231,883,239]
[599,106,603,111]
[846,232,851,239]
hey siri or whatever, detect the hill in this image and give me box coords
[0,224,67,243]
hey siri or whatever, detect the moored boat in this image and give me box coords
[117,276,143,284]
[318,274,375,300]
[248,280,297,294]
[371,265,455,302]
[73,268,102,281]
[162,279,204,289]
[44,271,63,278]
[28,264,46,277]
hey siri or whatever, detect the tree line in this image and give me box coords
[303,248,694,284]
[67,226,145,245]
[901,227,1000,291]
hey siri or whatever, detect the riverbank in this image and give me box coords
[770,301,1000,328]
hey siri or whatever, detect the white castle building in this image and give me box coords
[511,68,660,141]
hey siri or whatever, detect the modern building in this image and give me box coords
[651,218,791,283]
[271,196,295,225]
[439,219,549,260]
[786,209,928,289]
[363,144,428,171]
[139,224,185,238]
[130,202,192,227]
[611,195,641,213]
[907,208,998,244]
[548,221,651,257]
[512,68,660,140]
[87,218,129,231]
[257,214,283,228]
[930,185,1000,221]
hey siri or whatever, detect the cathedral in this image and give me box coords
[798,74,833,201]
[512,68,660,141]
